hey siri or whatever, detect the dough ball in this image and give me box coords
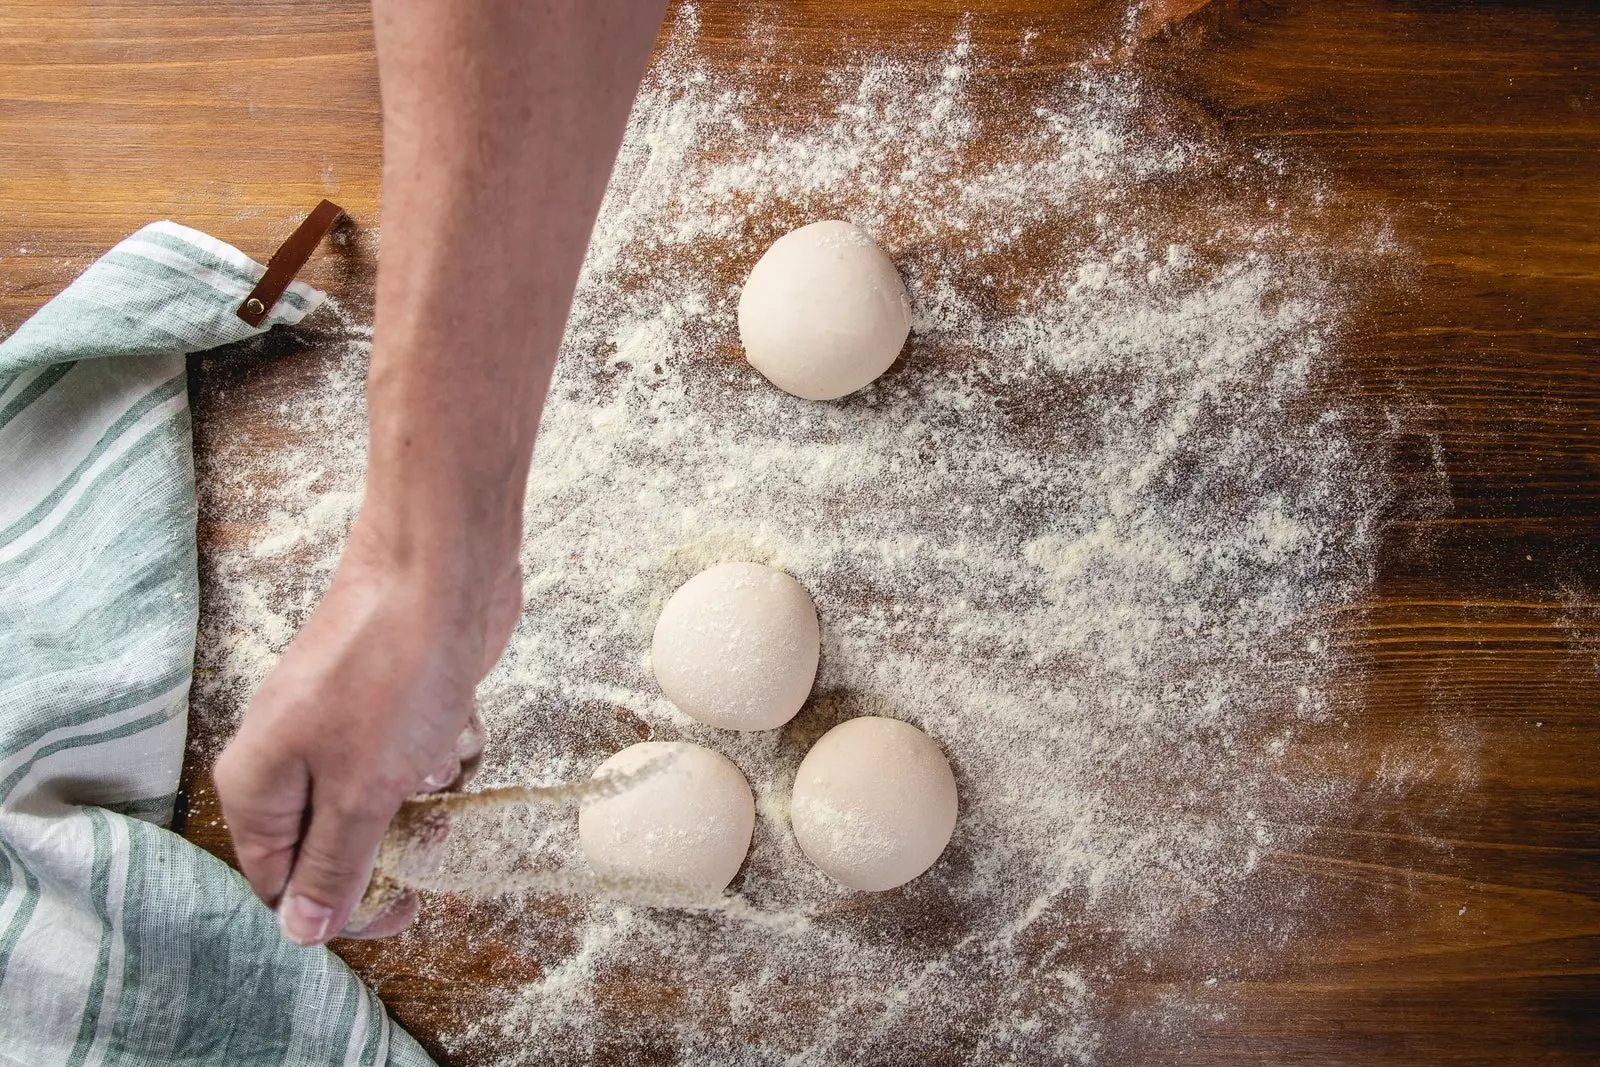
[578,741,755,895]
[790,716,958,892]
[652,561,820,731]
[737,220,912,401]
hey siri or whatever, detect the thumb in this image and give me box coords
[276,785,398,948]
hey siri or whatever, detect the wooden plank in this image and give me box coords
[2,0,1596,1063]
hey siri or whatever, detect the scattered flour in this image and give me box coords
[192,7,1400,1064]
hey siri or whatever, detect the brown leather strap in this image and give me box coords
[236,199,346,327]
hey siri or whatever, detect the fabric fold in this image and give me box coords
[0,222,432,1067]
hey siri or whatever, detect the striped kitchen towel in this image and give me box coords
[0,222,432,1066]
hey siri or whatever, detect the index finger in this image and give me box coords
[213,740,311,908]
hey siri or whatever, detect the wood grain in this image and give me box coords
[3,1,1597,1064]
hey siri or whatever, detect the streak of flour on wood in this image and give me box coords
[194,8,1404,1066]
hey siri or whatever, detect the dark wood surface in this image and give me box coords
[3,1,1597,1063]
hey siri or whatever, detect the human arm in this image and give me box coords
[213,0,667,947]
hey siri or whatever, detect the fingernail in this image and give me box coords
[456,713,487,759]
[420,756,460,792]
[277,893,335,947]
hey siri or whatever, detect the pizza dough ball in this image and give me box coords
[737,220,912,401]
[652,562,820,731]
[578,741,755,895]
[790,716,958,892]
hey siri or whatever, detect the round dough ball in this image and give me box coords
[737,220,912,401]
[652,562,820,731]
[578,741,755,895]
[790,716,958,892]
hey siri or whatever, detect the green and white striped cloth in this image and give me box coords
[0,222,432,1066]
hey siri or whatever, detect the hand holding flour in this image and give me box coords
[214,528,511,943]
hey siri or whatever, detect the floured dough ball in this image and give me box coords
[790,716,958,892]
[578,741,755,896]
[652,561,820,731]
[737,220,912,401]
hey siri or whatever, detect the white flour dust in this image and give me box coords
[194,8,1396,1065]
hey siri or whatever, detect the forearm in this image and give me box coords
[363,0,665,593]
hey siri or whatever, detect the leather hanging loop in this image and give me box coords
[236,199,347,327]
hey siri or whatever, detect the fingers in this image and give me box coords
[418,709,487,792]
[418,754,461,793]
[340,891,420,941]
[213,739,310,908]
[220,704,483,946]
[456,708,486,762]
[276,787,399,947]
[454,708,486,788]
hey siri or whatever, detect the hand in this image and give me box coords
[214,518,522,946]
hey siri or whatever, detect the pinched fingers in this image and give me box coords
[418,707,488,792]
[275,785,402,947]
[340,793,457,940]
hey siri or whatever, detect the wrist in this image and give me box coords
[345,479,522,608]
[356,358,535,596]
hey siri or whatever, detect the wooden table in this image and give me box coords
[3,1,1597,1063]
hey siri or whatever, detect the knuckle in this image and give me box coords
[211,745,248,794]
[325,790,395,826]
[214,734,299,802]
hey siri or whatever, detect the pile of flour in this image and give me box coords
[194,7,1397,1064]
